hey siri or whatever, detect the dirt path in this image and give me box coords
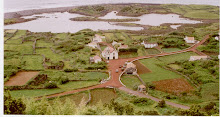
[5,71,39,86]
[35,35,210,109]
[118,86,190,109]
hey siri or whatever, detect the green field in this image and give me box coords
[146,48,161,55]
[139,58,181,82]
[157,52,197,64]
[121,75,142,90]
[162,48,181,53]
[89,88,118,105]
[58,81,99,91]
[58,91,89,105]
[22,55,44,70]
[10,88,64,98]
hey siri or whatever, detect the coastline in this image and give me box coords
[4,3,161,19]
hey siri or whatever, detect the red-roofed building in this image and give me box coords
[184,36,195,43]
[90,55,102,63]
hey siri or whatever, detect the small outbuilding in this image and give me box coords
[189,56,208,61]
[87,42,98,48]
[137,84,146,92]
[141,41,158,48]
[184,36,195,43]
[90,55,102,63]
[125,62,137,75]
[93,34,104,43]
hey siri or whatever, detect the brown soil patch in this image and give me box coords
[152,78,194,94]
[133,60,151,74]
[5,71,39,86]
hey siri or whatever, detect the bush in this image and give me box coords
[158,99,166,108]
[64,68,78,72]
[44,82,58,89]
[135,110,159,115]
[59,77,69,84]
[4,91,26,114]
[131,98,149,106]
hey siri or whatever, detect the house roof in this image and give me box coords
[118,45,128,49]
[125,67,136,73]
[93,55,101,61]
[186,37,195,41]
[126,62,136,68]
[143,41,157,44]
[138,84,146,88]
[88,42,97,46]
[103,46,115,53]
[190,56,208,60]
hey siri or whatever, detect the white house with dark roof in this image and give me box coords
[87,42,98,48]
[93,34,104,43]
[101,46,118,60]
[141,41,158,48]
[189,56,208,61]
[112,41,121,46]
[90,55,102,63]
[184,36,195,43]
[118,45,129,51]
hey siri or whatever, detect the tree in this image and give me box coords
[4,91,26,114]
[158,99,166,108]
[178,105,207,116]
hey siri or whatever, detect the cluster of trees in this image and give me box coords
[4,65,19,82]
[158,37,189,49]
[56,31,94,52]
[86,61,107,70]
[176,57,219,84]
[198,37,219,53]
[120,5,147,16]
[119,47,138,52]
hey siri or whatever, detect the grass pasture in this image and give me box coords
[121,75,142,90]
[139,59,181,82]
[89,88,117,105]
[157,52,197,64]
[22,55,44,70]
[119,52,138,58]
[58,81,99,91]
[133,61,151,74]
[10,88,64,98]
[162,48,181,53]
[58,91,89,105]
[145,48,160,55]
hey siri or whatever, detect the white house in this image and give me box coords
[102,46,118,60]
[90,55,102,63]
[215,36,219,40]
[87,42,98,48]
[141,41,158,48]
[112,41,121,46]
[184,36,195,43]
[118,45,128,51]
[93,34,104,43]
[189,56,208,61]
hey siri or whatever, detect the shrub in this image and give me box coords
[4,91,26,114]
[131,98,149,106]
[158,99,166,108]
[64,68,78,72]
[59,77,69,84]
[44,82,58,89]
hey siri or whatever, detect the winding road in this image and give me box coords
[36,34,210,110]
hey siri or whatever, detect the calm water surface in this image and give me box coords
[4,11,202,33]
[4,12,143,33]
